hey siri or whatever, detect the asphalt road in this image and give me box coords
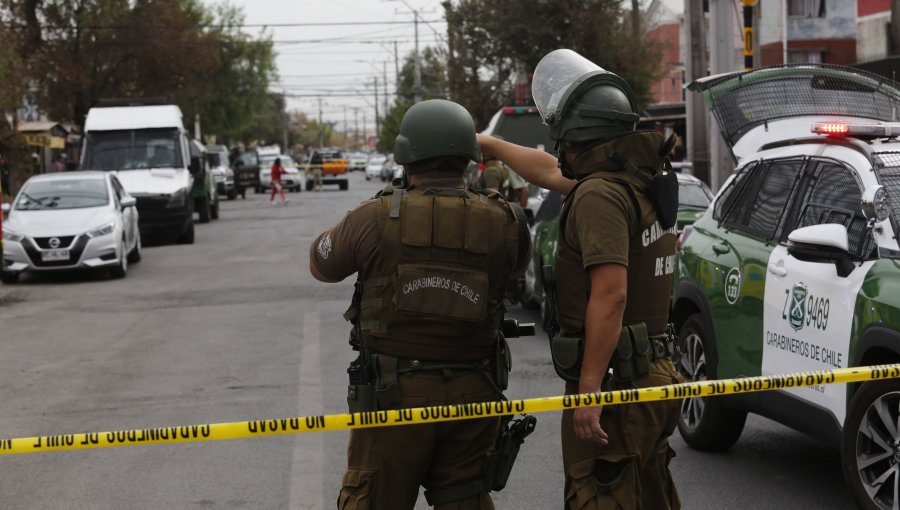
[0,171,856,509]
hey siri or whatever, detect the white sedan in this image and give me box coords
[1,171,141,283]
[365,154,386,181]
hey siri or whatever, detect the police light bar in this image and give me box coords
[811,121,900,138]
[503,106,539,116]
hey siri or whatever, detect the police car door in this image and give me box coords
[763,159,876,426]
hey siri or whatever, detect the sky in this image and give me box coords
[203,0,448,138]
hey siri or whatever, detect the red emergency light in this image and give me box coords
[815,123,850,135]
[811,121,900,138]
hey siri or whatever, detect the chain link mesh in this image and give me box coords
[700,64,900,145]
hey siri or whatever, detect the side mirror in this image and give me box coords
[120,196,136,209]
[1,202,10,215]
[861,184,891,222]
[189,156,202,176]
[787,223,854,277]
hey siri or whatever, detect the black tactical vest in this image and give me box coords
[358,187,521,361]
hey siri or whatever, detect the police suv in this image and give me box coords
[672,64,900,510]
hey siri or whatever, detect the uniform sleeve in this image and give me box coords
[310,201,380,281]
[572,183,633,269]
[482,167,503,191]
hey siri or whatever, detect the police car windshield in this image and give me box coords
[16,178,109,210]
[83,128,183,171]
[679,183,713,210]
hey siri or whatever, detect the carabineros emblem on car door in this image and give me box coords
[788,283,808,331]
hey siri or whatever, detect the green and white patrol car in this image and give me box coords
[672,64,900,510]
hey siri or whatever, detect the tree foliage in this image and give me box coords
[377,47,447,153]
[1,0,277,143]
[442,0,664,129]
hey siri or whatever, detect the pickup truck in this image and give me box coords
[306,148,349,191]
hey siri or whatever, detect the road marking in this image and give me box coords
[289,309,324,510]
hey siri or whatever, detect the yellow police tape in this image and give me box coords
[3,364,900,455]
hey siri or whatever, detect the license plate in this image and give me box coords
[41,250,70,262]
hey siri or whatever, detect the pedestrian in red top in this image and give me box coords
[270,157,289,204]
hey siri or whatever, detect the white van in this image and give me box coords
[81,105,198,244]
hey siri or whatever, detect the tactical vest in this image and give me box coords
[555,132,677,337]
[358,186,521,361]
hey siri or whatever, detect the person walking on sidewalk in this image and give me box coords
[270,157,289,204]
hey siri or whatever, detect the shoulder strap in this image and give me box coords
[558,177,642,253]
[508,201,530,269]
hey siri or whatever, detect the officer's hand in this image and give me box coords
[573,405,608,446]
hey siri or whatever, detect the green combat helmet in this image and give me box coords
[532,49,640,142]
[394,99,481,165]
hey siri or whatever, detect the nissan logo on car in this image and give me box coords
[48,237,60,249]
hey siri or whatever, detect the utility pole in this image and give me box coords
[392,0,424,102]
[317,97,323,147]
[685,0,709,187]
[413,10,421,102]
[383,61,389,116]
[343,105,348,149]
[708,0,737,191]
[374,77,381,138]
[353,107,360,149]
[394,40,400,86]
[363,111,368,148]
[282,91,288,153]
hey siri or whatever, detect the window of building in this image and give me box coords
[788,50,824,64]
[787,0,826,18]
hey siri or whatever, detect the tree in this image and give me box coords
[1,0,275,141]
[442,0,664,129]
[200,3,277,144]
[377,47,447,153]
[3,0,220,128]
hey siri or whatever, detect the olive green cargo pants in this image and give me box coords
[337,370,499,509]
[562,359,683,509]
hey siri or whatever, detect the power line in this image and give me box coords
[35,19,446,30]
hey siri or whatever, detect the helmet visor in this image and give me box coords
[532,49,604,126]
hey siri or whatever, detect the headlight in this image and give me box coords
[167,188,189,209]
[86,222,115,239]
[2,229,23,242]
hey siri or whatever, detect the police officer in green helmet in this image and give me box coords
[479,49,683,509]
[310,99,531,509]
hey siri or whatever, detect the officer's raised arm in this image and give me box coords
[477,134,574,196]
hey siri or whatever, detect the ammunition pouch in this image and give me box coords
[550,322,676,384]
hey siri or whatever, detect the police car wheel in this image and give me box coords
[676,313,747,451]
[842,379,900,510]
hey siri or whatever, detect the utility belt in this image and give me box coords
[550,322,678,385]
[344,319,536,506]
